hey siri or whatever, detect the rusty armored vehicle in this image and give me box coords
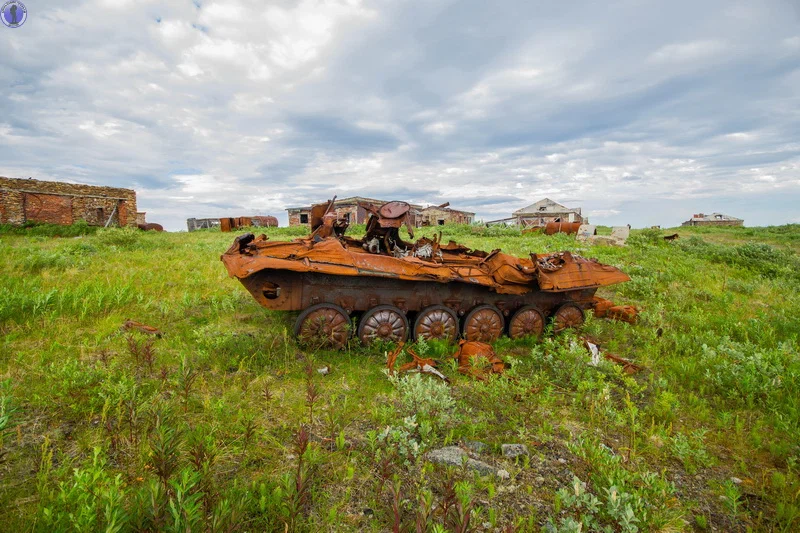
[221,198,631,348]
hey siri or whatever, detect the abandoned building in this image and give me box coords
[417,203,475,226]
[682,212,743,227]
[287,197,475,228]
[187,216,278,232]
[287,197,422,227]
[483,198,585,228]
[0,176,138,227]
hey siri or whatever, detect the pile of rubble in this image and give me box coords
[575,225,630,246]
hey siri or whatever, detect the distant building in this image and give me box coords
[418,203,475,226]
[511,198,584,228]
[0,176,137,227]
[287,197,423,227]
[681,213,743,227]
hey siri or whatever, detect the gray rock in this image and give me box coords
[426,446,498,476]
[463,440,488,454]
[731,477,743,485]
[576,224,597,242]
[610,226,630,242]
[502,444,529,459]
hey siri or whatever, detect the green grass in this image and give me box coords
[0,223,799,531]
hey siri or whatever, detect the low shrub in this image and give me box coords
[93,227,144,249]
[0,220,97,237]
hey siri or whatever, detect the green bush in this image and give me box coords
[678,237,800,280]
[93,227,144,249]
[386,372,455,425]
[0,220,97,237]
[627,228,664,248]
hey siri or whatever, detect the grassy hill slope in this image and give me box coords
[0,223,798,532]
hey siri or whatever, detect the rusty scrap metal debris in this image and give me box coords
[592,297,639,324]
[137,223,164,232]
[386,342,448,381]
[453,340,508,380]
[583,339,642,374]
[121,319,163,337]
[386,342,405,375]
[221,196,632,348]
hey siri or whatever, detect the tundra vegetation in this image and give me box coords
[0,221,798,532]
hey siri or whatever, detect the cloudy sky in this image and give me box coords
[1,0,799,230]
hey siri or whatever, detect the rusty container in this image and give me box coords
[543,221,582,235]
[252,216,279,228]
[219,218,233,232]
[221,198,630,348]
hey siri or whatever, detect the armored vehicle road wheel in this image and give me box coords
[508,305,545,339]
[463,304,504,342]
[295,303,350,349]
[552,303,584,333]
[358,305,409,345]
[413,305,459,343]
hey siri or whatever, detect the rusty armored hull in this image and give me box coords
[221,198,630,348]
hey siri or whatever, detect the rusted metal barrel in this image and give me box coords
[544,221,582,235]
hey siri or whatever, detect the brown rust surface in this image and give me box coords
[453,340,508,380]
[592,297,639,323]
[543,221,582,235]
[222,235,629,295]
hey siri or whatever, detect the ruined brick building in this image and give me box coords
[0,176,138,228]
[417,204,474,226]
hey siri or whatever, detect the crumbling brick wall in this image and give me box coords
[334,205,359,224]
[0,176,137,227]
[287,208,307,227]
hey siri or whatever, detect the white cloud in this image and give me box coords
[0,0,798,231]
[648,40,727,64]
[423,121,455,135]
[589,209,621,218]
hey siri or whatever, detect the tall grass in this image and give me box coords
[0,223,798,531]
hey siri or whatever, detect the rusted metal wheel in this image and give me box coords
[552,303,585,332]
[357,305,408,345]
[294,303,350,349]
[462,304,505,342]
[508,305,545,339]
[413,305,459,343]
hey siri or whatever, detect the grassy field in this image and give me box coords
[1,222,799,532]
